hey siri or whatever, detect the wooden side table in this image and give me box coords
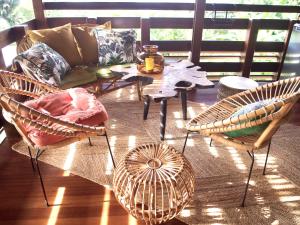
[85,67,136,96]
[113,143,195,225]
[143,81,195,140]
[94,70,123,95]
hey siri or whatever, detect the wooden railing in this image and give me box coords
[0,19,36,128]
[0,0,300,80]
[0,20,36,68]
[43,1,300,12]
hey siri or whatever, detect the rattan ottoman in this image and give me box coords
[113,143,195,224]
[217,76,259,100]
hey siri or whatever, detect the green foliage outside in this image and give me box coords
[0,0,34,30]
[0,0,20,26]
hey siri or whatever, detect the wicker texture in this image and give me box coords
[187,77,300,151]
[0,70,106,149]
[17,35,34,54]
[113,143,195,224]
[217,82,241,100]
[217,76,258,100]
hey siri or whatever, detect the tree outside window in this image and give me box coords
[0,0,34,31]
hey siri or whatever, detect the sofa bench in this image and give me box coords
[14,22,134,94]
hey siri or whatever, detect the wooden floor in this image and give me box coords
[0,86,299,225]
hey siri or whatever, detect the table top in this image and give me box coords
[110,60,214,99]
[219,76,259,90]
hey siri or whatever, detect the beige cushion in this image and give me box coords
[72,22,111,65]
[26,23,83,67]
[59,67,98,89]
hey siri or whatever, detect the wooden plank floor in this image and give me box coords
[0,86,299,225]
[0,136,188,225]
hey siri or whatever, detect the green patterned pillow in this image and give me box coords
[225,99,278,138]
[13,42,70,86]
[93,29,137,66]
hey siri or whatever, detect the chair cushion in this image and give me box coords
[26,23,83,67]
[94,29,137,66]
[72,22,111,65]
[23,88,108,147]
[59,66,98,89]
[13,42,70,86]
[225,99,278,138]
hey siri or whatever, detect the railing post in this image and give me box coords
[242,19,260,78]
[276,20,298,81]
[191,0,206,65]
[0,50,5,69]
[32,0,47,28]
[141,17,150,47]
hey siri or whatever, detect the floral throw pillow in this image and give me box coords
[13,42,70,86]
[93,29,137,66]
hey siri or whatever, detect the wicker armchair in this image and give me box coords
[182,77,300,207]
[0,70,116,206]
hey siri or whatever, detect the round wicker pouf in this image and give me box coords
[113,143,195,225]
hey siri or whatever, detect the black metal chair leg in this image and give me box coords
[105,132,116,168]
[88,137,92,146]
[263,140,272,175]
[160,98,168,141]
[35,149,50,207]
[180,90,188,120]
[28,146,35,171]
[182,131,190,154]
[143,95,151,120]
[136,80,142,101]
[241,150,255,207]
[209,138,213,147]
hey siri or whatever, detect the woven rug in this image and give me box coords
[12,86,300,225]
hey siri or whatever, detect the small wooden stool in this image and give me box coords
[113,143,195,225]
[218,76,259,100]
[143,81,194,141]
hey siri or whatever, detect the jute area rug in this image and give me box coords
[13,86,300,225]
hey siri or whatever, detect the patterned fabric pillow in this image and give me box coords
[93,29,137,66]
[13,42,70,86]
[225,99,279,138]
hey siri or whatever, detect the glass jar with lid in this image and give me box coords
[137,45,164,74]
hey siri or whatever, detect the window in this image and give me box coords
[0,0,34,31]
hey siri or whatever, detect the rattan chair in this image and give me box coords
[0,70,116,206]
[182,77,300,207]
